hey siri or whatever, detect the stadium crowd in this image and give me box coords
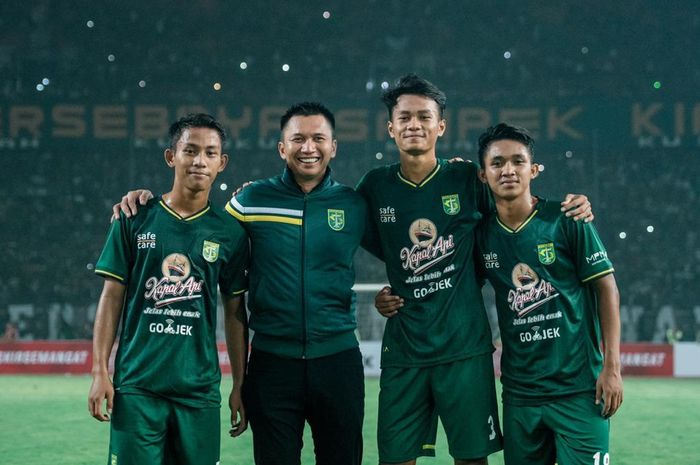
[1,0,698,342]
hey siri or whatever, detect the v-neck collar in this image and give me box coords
[496,203,540,234]
[396,160,441,188]
[159,197,211,221]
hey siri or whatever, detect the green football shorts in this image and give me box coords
[109,393,220,465]
[503,392,610,465]
[378,352,503,463]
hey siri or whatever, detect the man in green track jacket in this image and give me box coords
[226,102,367,465]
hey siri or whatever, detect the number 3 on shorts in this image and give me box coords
[487,415,496,440]
[593,452,610,465]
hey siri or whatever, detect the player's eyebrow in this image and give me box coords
[397,109,434,115]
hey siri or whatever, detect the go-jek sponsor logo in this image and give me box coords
[400,219,455,275]
[144,253,204,308]
[508,263,559,317]
[149,318,193,336]
[519,325,561,343]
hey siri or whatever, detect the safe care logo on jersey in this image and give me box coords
[508,263,560,317]
[137,232,156,249]
[143,253,204,308]
[379,206,396,223]
[537,242,556,265]
[441,194,460,215]
[202,240,220,263]
[327,209,345,231]
[482,252,500,269]
[400,219,455,275]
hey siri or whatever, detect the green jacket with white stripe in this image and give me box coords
[226,167,367,359]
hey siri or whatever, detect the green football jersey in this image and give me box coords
[95,197,248,407]
[357,159,494,367]
[475,199,614,405]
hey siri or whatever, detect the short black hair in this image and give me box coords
[478,123,535,166]
[381,74,447,119]
[169,113,226,149]
[280,102,335,136]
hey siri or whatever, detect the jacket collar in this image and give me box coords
[281,166,334,193]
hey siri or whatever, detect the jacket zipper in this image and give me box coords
[301,193,308,359]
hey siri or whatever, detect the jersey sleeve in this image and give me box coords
[467,162,494,215]
[564,217,614,283]
[356,175,384,260]
[94,212,132,283]
[225,192,246,223]
[219,225,249,296]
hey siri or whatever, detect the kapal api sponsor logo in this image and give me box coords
[144,253,204,308]
[400,218,455,275]
[508,263,559,317]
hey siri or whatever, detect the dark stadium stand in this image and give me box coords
[0,0,698,342]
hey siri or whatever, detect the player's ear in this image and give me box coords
[218,153,229,173]
[330,138,337,159]
[478,168,487,184]
[388,119,397,139]
[437,118,446,137]
[277,140,287,161]
[164,148,175,167]
[531,163,541,179]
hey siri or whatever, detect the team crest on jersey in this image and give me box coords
[202,240,220,263]
[537,242,556,265]
[441,194,460,215]
[327,209,345,231]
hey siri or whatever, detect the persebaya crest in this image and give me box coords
[442,194,460,215]
[537,242,556,265]
[327,209,345,231]
[202,240,220,262]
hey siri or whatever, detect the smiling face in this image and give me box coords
[387,94,446,157]
[165,126,228,194]
[278,114,337,189]
[479,139,539,201]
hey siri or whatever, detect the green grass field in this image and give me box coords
[0,376,697,465]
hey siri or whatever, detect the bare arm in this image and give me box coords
[110,189,154,221]
[87,279,126,421]
[593,273,623,417]
[223,294,248,437]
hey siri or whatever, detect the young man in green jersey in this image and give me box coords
[111,103,366,465]
[474,123,622,465]
[364,75,594,465]
[88,114,249,465]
